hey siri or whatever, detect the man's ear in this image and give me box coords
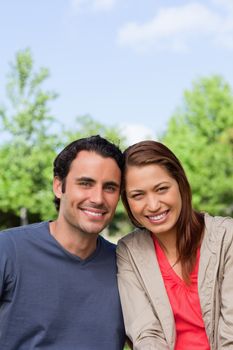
[53,177,63,198]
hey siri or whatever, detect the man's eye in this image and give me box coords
[79,181,91,187]
[105,185,117,193]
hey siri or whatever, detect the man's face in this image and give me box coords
[54,150,121,237]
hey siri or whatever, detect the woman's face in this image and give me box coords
[125,164,182,238]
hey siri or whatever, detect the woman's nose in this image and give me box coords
[146,194,160,212]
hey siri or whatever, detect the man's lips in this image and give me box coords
[82,209,104,217]
[80,206,107,218]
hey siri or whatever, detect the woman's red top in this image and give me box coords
[153,236,210,349]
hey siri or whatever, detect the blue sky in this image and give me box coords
[1,0,233,143]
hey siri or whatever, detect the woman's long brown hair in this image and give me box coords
[121,140,205,283]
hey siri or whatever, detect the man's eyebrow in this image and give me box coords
[75,177,95,183]
[104,181,120,188]
[75,177,120,188]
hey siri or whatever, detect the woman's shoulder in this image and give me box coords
[117,228,151,248]
[205,213,232,229]
[117,228,155,263]
[204,213,233,244]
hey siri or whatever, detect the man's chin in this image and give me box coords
[80,224,108,236]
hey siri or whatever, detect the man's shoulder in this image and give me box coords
[0,222,48,242]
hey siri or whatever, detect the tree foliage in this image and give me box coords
[0,49,130,233]
[0,48,59,226]
[0,48,58,142]
[162,76,233,216]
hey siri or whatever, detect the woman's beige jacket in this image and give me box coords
[117,214,233,349]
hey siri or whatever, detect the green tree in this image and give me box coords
[64,114,125,148]
[0,49,131,234]
[162,75,233,216]
[0,48,60,227]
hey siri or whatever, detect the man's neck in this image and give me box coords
[49,220,99,260]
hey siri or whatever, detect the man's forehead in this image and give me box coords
[68,151,121,179]
[72,150,120,169]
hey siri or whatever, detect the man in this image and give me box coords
[0,135,125,349]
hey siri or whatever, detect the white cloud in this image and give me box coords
[71,0,116,12]
[212,0,233,11]
[120,123,156,146]
[117,2,233,52]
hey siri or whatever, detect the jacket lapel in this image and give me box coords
[130,229,176,345]
[198,214,225,347]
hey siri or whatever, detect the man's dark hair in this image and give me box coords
[53,135,124,210]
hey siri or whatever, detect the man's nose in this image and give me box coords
[89,186,104,204]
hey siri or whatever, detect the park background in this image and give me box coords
[0,0,233,233]
[0,2,233,349]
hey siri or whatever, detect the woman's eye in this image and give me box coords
[131,193,143,200]
[158,186,168,192]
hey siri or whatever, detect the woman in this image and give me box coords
[117,140,233,350]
